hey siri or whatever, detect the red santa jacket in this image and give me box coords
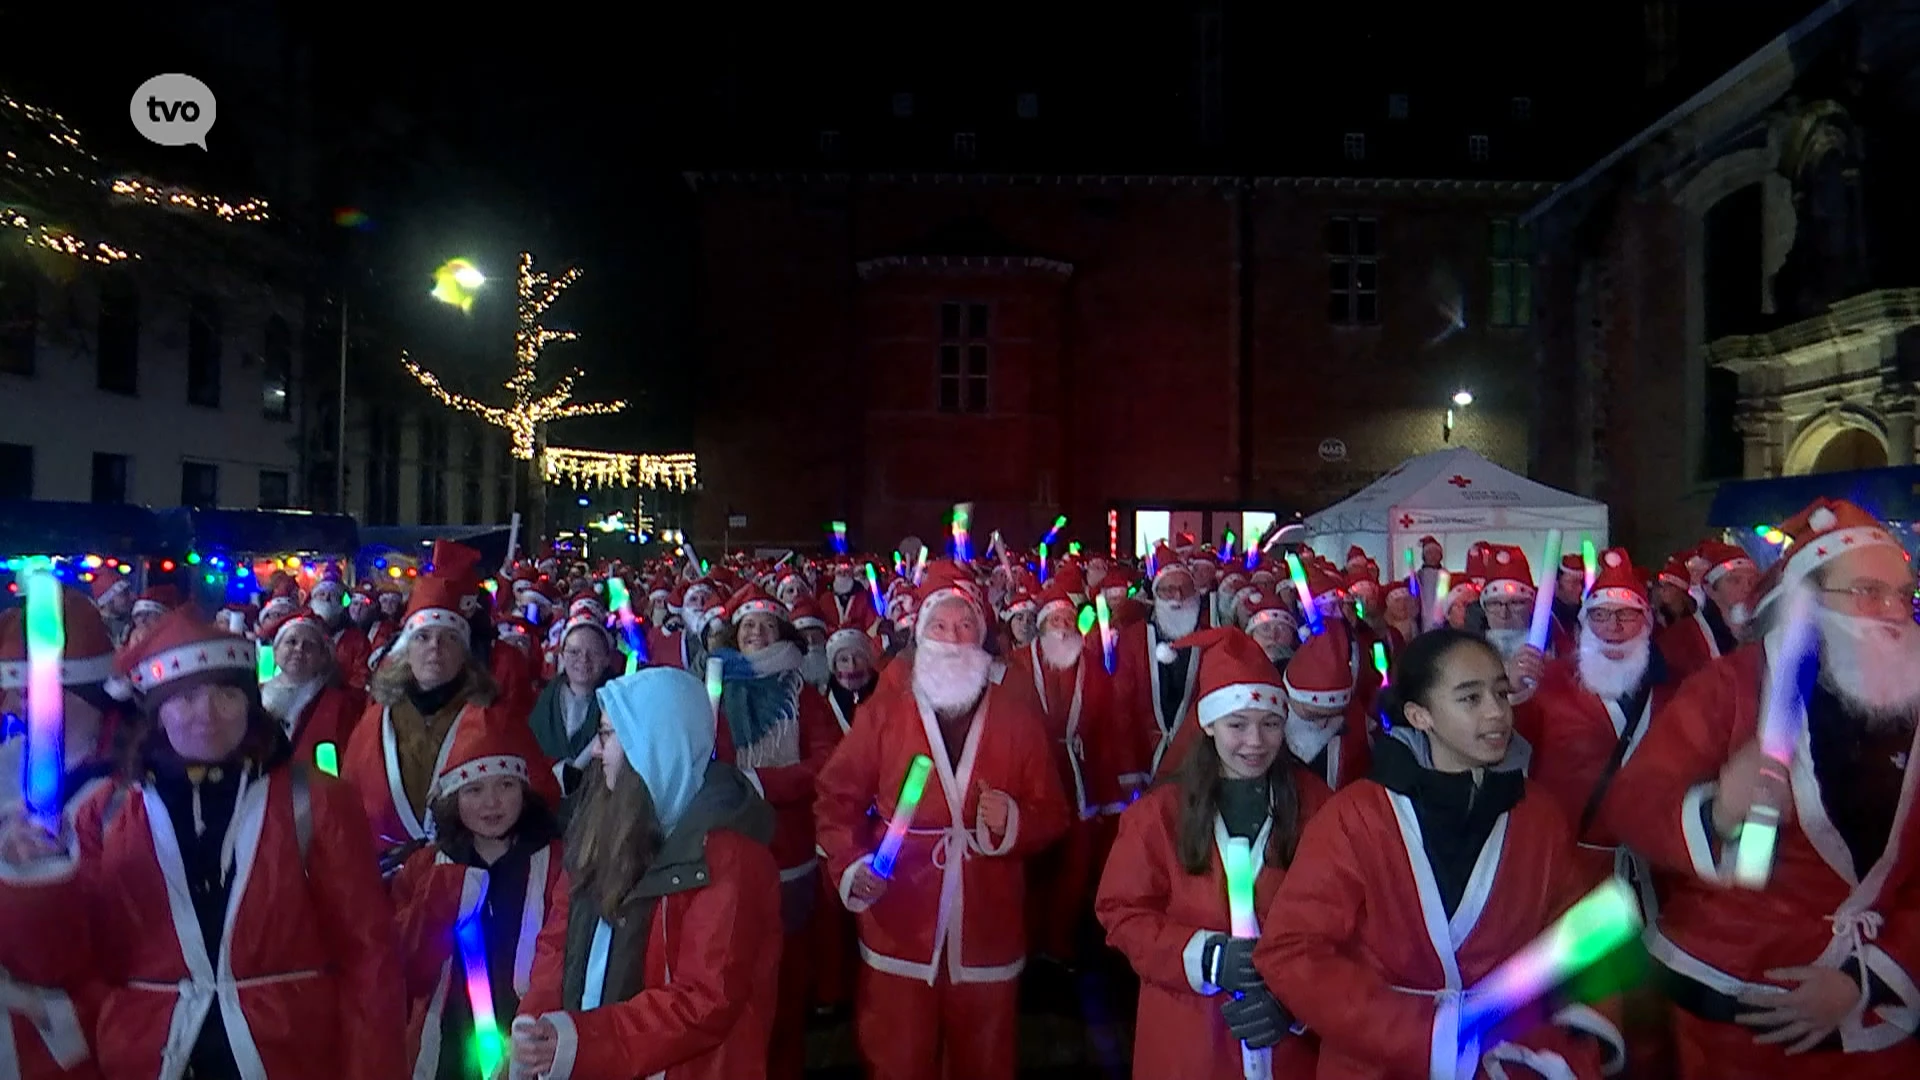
[1602,643,1920,1061]
[1654,607,1730,686]
[393,840,565,1077]
[1519,657,1674,893]
[1111,619,1202,787]
[488,637,540,720]
[341,698,500,850]
[330,624,373,691]
[1256,778,1622,1080]
[69,768,405,1080]
[645,625,691,670]
[820,589,880,635]
[1009,635,1131,818]
[718,688,842,880]
[1095,772,1332,1080]
[815,665,1072,984]
[275,681,366,772]
[515,839,781,1080]
[0,773,110,1080]
[1301,703,1374,793]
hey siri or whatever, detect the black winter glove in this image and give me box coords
[1202,933,1263,992]
[1220,987,1293,1049]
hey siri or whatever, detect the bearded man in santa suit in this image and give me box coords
[1011,579,1129,966]
[822,559,881,634]
[1475,543,1572,707]
[1604,498,1920,1078]
[1656,540,1759,684]
[1521,549,1676,889]
[815,560,1071,1080]
[1281,618,1374,791]
[306,577,373,691]
[1113,545,1212,785]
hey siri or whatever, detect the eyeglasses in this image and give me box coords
[1482,600,1529,615]
[1585,608,1647,628]
[1820,580,1917,617]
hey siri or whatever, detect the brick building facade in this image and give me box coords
[1526,0,1920,556]
[688,172,1550,553]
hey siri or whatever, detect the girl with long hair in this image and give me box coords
[1255,629,1623,1079]
[393,716,565,1078]
[509,666,783,1080]
[1096,627,1330,1079]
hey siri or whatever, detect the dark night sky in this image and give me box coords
[2,0,1829,455]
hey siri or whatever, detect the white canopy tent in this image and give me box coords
[1306,448,1608,577]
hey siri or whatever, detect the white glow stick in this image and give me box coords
[1524,530,1563,652]
[1221,837,1272,1080]
[1734,582,1817,889]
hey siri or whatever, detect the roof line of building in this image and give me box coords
[683,171,1559,194]
[1522,0,1858,225]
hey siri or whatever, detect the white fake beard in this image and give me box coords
[1484,627,1529,660]
[1816,608,1920,727]
[800,647,831,689]
[1153,597,1202,642]
[1576,627,1651,701]
[682,606,713,636]
[913,639,992,714]
[833,575,855,596]
[1284,709,1341,764]
[1039,628,1081,671]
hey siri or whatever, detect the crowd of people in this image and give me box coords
[1,495,1918,1080]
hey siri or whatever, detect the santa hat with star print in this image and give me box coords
[91,571,134,609]
[1165,626,1289,729]
[115,606,260,712]
[0,585,119,694]
[430,711,563,811]
[1754,497,1902,611]
[1283,619,1356,711]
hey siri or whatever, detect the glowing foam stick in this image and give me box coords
[831,521,848,554]
[1038,542,1050,583]
[1222,530,1236,562]
[1426,570,1452,630]
[892,550,905,576]
[257,639,278,684]
[22,561,64,828]
[1371,641,1389,685]
[314,742,339,777]
[1734,582,1817,889]
[1041,515,1067,548]
[1581,537,1598,596]
[705,657,725,726]
[911,546,928,585]
[951,503,973,563]
[1068,541,1081,557]
[864,563,884,614]
[1095,593,1116,674]
[606,578,644,674]
[1524,530,1563,653]
[1405,548,1417,577]
[871,754,933,879]
[455,910,506,1078]
[1458,879,1644,1048]
[1283,553,1323,638]
[1220,837,1271,1079]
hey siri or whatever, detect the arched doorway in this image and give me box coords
[1784,412,1890,475]
[1809,428,1888,473]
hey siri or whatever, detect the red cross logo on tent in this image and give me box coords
[1399,514,1416,528]
[1448,475,1473,488]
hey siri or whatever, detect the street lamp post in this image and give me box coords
[1445,389,1473,442]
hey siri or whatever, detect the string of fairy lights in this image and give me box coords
[402,252,628,462]
[543,448,698,491]
[1,92,270,262]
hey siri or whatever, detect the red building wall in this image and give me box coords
[690,174,1553,555]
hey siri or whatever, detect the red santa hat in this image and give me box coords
[1002,587,1037,619]
[495,616,536,651]
[914,559,987,641]
[398,545,480,653]
[1418,535,1442,551]
[1052,560,1088,600]
[1558,553,1585,578]
[1243,591,1297,637]
[309,577,347,600]
[1656,556,1691,592]
[1150,543,1191,584]
[1283,620,1355,711]
[256,595,300,634]
[1478,545,1536,603]
[1383,579,1411,603]
[826,627,876,665]
[567,591,606,622]
[1443,579,1482,614]
[264,608,329,650]
[131,585,184,621]
[91,571,134,606]
[1694,540,1757,585]
[431,715,533,800]
[887,591,917,630]
[1034,579,1077,625]
[0,585,118,690]
[1582,548,1648,612]
[1344,545,1369,568]
[1756,498,1903,610]
[726,584,788,625]
[116,606,258,706]
[787,596,828,633]
[1166,627,1288,729]
[1463,542,1492,585]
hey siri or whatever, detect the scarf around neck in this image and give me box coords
[714,643,804,768]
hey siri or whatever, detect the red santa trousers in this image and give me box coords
[855,966,1019,1080]
[769,882,817,1080]
[811,872,856,1008]
[1671,1007,1920,1079]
